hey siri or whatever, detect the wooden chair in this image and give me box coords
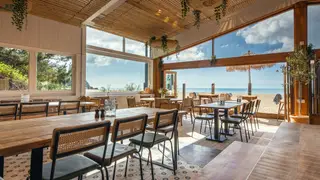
[181,97,194,124]
[85,114,148,180]
[154,98,170,108]
[0,103,18,121]
[129,110,178,180]
[42,121,111,180]
[19,102,49,120]
[254,99,261,128]
[58,101,80,115]
[116,96,128,109]
[127,96,137,108]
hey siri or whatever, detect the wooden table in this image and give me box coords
[197,101,243,142]
[0,107,179,179]
[140,98,183,107]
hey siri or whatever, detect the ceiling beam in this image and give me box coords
[82,0,127,25]
[162,52,288,70]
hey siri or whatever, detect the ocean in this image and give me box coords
[178,88,284,95]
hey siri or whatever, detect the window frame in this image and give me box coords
[85,45,153,96]
[0,42,77,97]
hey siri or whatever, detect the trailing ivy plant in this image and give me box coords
[210,55,217,66]
[181,0,190,18]
[11,0,28,31]
[161,35,168,53]
[214,0,228,23]
[281,44,316,85]
[193,10,201,29]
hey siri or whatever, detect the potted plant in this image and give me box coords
[158,88,168,98]
[149,35,179,53]
[282,44,317,116]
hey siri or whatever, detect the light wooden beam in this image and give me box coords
[162,52,288,70]
[82,0,126,25]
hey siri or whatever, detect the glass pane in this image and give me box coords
[164,40,212,63]
[0,47,28,91]
[125,38,146,56]
[175,63,285,114]
[215,10,294,58]
[37,53,72,91]
[308,5,320,48]
[86,53,145,92]
[86,27,123,51]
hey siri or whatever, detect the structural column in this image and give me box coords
[291,1,309,123]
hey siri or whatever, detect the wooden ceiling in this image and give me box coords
[29,0,111,26]
[28,0,256,42]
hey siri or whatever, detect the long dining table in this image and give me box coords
[0,107,179,180]
[197,100,244,142]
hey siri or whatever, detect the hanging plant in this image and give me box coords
[11,0,28,31]
[214,0,228,23]
[193,10,201,29]
[181,0,190,18]
[158,59,164,69]
[161,35,168,53]
[210,55,217,66]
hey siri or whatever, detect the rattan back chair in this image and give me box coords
[126,97,136,108]
[0,103,18,121]
[155,98,170,108]
[254,99,261,128]
[129,110,179,180]
[44,121,111,180]
[85,114,148,180]
[19,102,49,120]
[58,101,81,115]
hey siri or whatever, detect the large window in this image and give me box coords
[164,40,212,63]
[308,5,320,48]
[125,38,145,56]
[86,27,123,51]
[37,53,73,91]
[175,63,285,113]
[0,47,28,91]
[86,53,145,92]
[215,10,294,58]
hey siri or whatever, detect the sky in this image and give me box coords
[86,6,320,90]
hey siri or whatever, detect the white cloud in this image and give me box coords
[86,53,112,66]
[166,46,205,62]
[221,44,229,48]
[236,10,294,53]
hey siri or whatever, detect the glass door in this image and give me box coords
[164,71,177,97]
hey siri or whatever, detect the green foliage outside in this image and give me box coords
[0,47,72,91]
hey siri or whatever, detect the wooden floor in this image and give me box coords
[248,122,320,180]
[199,122,320,180]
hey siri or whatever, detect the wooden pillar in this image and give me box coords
[291,1,309,122]
[153,58,162,97]
[182,83,186,99]
[211,83,215,94]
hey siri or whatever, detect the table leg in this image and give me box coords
[30,147,43,180]
[220,109,235,136]
[206,109,227,142]
[0,156,3,178]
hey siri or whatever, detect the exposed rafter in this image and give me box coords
[82,0,126,25]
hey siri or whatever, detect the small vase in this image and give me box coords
[161,94,165,98]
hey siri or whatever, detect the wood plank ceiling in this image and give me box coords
[29,0,256,42]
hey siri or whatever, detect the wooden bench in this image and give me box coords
[198,141,265,180]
